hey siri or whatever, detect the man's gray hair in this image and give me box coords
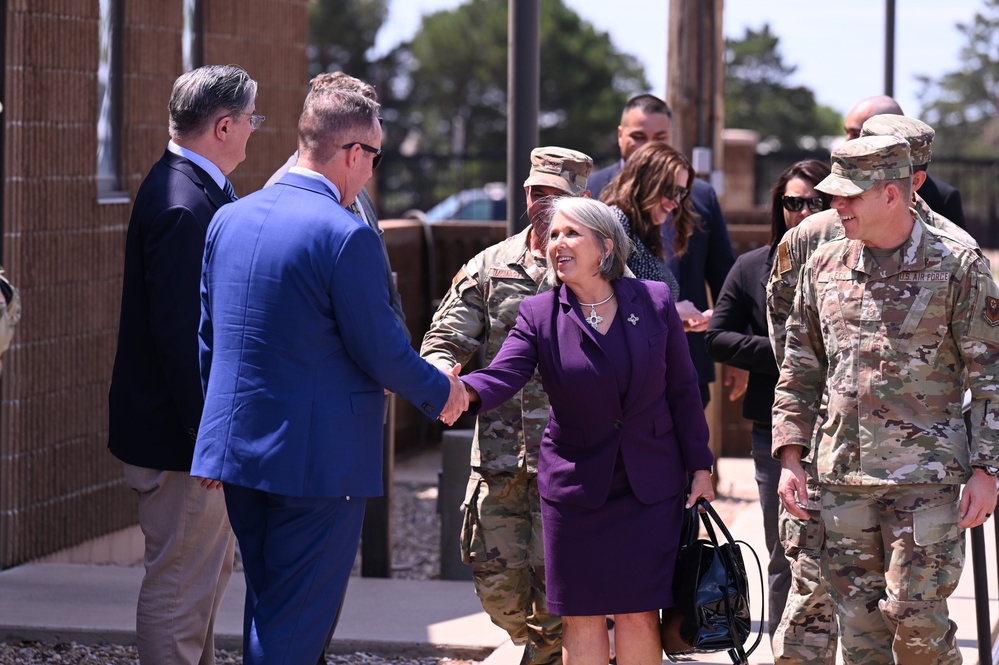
[168,64,257,139]
[545,197,629,287]
[298,88,381,164]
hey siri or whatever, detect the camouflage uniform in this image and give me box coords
[0,268,20,372]
[772,135,999,664]
[421,228,559,663]
[420,146,594,665]
[764,119,989,664]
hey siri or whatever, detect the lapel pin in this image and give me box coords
[628,313,639,326]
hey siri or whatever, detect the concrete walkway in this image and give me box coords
[0,455,996,664]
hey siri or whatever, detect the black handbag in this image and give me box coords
[661,497,764,664]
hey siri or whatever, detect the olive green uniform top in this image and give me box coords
[421,228,549,473]
[771,215,999,485]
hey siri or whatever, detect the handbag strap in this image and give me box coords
[693,498,766,663]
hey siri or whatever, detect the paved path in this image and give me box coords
[0,456,995,664]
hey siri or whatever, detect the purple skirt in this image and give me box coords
[541,460,685,616]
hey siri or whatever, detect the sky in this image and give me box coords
[372,0,982,121]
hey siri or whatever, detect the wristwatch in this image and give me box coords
[973,464,999,477]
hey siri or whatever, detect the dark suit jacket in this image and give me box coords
[463,278,712,510]
[593,161,736,398]
[108,149,231,471]
[191,173,449,498]
[704,244,777,424]
[919,173,965,229]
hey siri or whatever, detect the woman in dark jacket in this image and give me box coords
[703,159,830,649]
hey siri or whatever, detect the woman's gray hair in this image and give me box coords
[544,197,629,287]
[298,88,381,164]
[169,64,257,139]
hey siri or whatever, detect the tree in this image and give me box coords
[394,0,649,158]
[724,25,842,150]
[917,0,999,157]
[308,0,389,80]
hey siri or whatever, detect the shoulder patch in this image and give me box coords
[776,242,792,276]
[984,297,999,327]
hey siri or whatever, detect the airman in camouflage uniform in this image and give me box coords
[421,147,593,665]
[773,135,999,665]
[765,115,988,664]
[0,268,20,374]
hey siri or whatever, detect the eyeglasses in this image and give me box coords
[781,195,829,214]
[342,142,384,169]
[231,112,266,131]
[668,186,690,202]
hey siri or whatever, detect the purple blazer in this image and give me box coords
[463,277,712,509]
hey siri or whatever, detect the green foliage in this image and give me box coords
[724,25,841,149]
[308,0,389,80]
[917,0,999,157]
[399,0,649,157]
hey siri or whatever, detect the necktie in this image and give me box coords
[223,179,238,202]
[347,201,362,216]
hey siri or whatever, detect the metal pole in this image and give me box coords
[971,525,992,664]
[884,0,895,97]
[507,0,540,236]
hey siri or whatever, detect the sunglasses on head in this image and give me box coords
[781,195,829,214]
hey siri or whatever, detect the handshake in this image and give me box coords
[439,363,472,426]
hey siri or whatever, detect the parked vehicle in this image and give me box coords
[406,182,507,222]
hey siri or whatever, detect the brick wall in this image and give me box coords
[0,0,306,567]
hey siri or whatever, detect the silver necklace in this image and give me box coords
[578,292,615,329]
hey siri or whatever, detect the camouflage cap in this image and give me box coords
[815,135,912,197]
[860,114,934,167]
[523,146,593,196]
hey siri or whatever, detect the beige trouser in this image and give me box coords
[124,464,236,665]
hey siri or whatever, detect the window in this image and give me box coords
[97,0,125,199]
[182,0,203,72]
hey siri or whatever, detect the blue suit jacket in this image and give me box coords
[109,149,231,471]
[192,173,449,498]
[592,161,736,395]
[463,278,713,510]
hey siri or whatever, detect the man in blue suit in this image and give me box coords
[590,94,736,406]
[192,86,468,664]
[108,64,258,665]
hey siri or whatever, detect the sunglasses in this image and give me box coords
[782,195,829,214]
[668,186,690,202]
[342,142,383,169]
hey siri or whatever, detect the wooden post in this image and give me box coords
[666,0,725,171]
[668,0,728,472]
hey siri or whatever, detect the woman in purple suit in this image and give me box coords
[461,197,715,664]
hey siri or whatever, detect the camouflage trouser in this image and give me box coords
[821,484,963,665]
[460,467,562,665]
[772,493,837,664]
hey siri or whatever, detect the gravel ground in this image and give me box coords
[0,474,753,664]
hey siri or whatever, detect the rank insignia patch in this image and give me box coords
[984,297,999,327]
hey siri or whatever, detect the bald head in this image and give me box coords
[844,95,905,140]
